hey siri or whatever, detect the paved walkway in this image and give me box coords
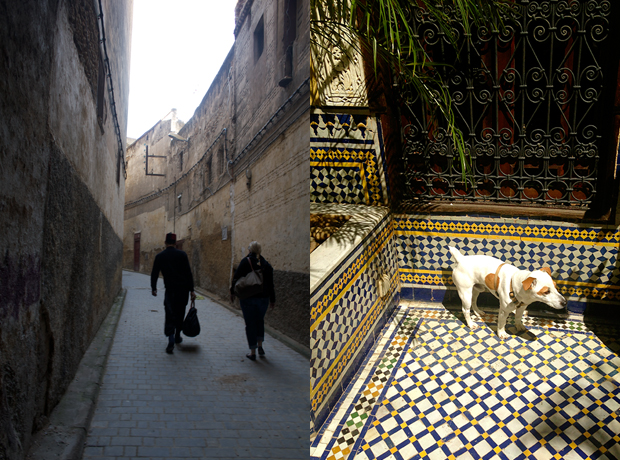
[82,271,308,460]
[311,302,620,460]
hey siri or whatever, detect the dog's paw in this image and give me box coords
[467,322,479,330]
[497,330,510,340]
[515,324,527,333]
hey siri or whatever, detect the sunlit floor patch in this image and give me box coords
[311,303,620,460]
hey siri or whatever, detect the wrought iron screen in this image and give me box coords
[401,0,612,207]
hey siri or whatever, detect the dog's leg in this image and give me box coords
[457,287,478,330]
[497,301,511,340]
[471,287,484,320]
[514,303,528,333]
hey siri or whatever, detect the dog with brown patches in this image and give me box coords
[448,246,567,339]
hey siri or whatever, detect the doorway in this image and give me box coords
[133,233,141,272]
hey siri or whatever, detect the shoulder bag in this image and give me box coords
[233,257,264,299]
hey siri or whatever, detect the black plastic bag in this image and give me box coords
[183,301,200,337]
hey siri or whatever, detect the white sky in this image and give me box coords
[127,0,237,139]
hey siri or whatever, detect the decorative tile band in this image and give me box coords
[394,217,620,247]
[398,269,620,302]
[311,274,398,412]
[310,113,389,206]
[311,218,394,329]
[311,148,384,206]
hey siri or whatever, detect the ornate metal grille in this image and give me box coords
[401,0,612,207]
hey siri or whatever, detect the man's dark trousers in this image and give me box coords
[164,288,189,337]
[151,245,194,338]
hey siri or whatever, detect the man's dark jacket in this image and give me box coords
[151,246,194,292]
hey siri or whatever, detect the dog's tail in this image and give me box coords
[448,246,464,265]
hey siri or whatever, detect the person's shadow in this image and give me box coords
[177,343,200,353]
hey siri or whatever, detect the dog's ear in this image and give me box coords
[522,277,536,291]
[539,266,558,289]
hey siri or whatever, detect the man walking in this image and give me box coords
[151,233,196,353]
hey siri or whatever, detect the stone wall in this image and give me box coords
[0,1,132,458]
[125,110,185,204]
[123,0,310,349]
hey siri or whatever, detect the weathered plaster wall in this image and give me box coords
[0,1,131,458]
[123,198,168,273]
[123,0,309,349]
[124,48,235,291]
[125,110,184,204]
[231,114,309,346]
[48,0,132,237]
[233,0,310,156]
[40,145,124,420]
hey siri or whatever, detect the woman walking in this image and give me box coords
[231,241,276,360]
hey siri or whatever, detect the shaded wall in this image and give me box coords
[310,112,389,207]
[0,0,131,458]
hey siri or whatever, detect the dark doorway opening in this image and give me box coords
[133,233,141,272]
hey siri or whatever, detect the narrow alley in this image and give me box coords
[311,302,620,460]
[82,271,308,460]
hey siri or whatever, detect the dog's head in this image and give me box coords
[521,267,567,310]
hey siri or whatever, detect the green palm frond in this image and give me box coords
[311,0,518,183]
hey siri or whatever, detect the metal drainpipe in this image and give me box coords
[173,179,176,234]
[224,128,232,179]
[228,58,237,294]
[229,182,236,295]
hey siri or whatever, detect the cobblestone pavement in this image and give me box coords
[83,271,308,460]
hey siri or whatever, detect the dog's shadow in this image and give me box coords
[503,327,537,342]
[443,295,538,342]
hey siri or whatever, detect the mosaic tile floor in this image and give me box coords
[311,303,620,460]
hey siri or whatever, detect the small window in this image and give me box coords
[279,0,296,86]
[283,0,296,48]
[254,15,264,63]
[180,151,184,171]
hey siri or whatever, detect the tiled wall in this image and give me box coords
[395,215,620,313]
[310,113,389,206]
[310,213,399,432]
[309,112,620,433]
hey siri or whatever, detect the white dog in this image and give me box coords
[448,246,567,339]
